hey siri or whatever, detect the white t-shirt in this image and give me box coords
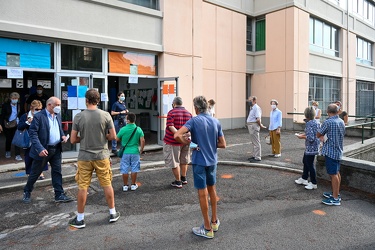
[208,105,215,117]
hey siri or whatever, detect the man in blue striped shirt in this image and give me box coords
[317,103,345,206]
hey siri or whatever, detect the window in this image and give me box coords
[255,18,265,51]
[353,0,375,26]
[108,51,157,76]
[246,17,252,51]
[309,74,341,115]
[356,80,375,116]
[119,0,159,10]
[357,37,373,66]
[61,44,102,72]
[0,37,53,69]
[309,17,339,57]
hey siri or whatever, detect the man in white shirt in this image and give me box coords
[246,96,266,162]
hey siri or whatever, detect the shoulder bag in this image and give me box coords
[12,129,31,148]
[118,127,138,158]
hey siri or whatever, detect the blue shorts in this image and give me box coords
[120,154,140,174]
[192,164,217,189]
[325,156,340,175]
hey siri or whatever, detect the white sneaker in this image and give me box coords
[122,185,128,192]
[295,178,309,185]
[15,155,22,161]
[305,182,317,190]
[274,154,281,158]
[131,184,138,191]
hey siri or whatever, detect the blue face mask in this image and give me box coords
[11,99,18,104]
[119,96,125,101]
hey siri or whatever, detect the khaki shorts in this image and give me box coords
[75,158,112,189]
[163,143,190,168]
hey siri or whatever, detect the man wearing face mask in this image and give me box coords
[246,96,266,162]
[25,85,49,113]
[22,96,73,204]
[268,99,282,158]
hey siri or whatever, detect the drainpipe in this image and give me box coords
[346,0,350,115]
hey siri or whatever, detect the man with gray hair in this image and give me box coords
[174,95,226,239]
[317,103,345,206]
[163,96,192,188]
[246,96,266,162]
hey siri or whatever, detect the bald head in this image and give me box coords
[327,104,339,115]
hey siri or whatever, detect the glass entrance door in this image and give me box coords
[157,77,179,145]
[57,74,90,151]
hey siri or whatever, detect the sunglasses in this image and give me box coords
[34,108,42,111]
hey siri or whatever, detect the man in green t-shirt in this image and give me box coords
[69,88,119,229]
[116,112,145,192]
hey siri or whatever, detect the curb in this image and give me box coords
[0,160,301,194]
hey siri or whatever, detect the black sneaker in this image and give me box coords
[171,181,182,188]
[69,216,86,229]
[55,193,74,203]
[109,212,120,223]
[22,192,31,204]
[181,176,188,185]
[112,149,118,154]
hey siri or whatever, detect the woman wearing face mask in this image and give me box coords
[18,100,48,179]
[0,92,23,160]
[111,92,129,154]
[268,99,282,158]
[312,101,321,124]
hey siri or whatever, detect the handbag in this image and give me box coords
[118,127,138,158]
[12,129,31,148]
[5,120,17,128]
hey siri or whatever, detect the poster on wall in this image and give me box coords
[16,80,23,88]
[137,88,152,110]
[162,84,175,115]
[37,80,51,89]
[0,79,12,88]
[67,85,87,110]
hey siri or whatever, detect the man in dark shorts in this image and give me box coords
[317,103,345,206]
[174,96,226,239]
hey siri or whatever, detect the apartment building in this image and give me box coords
[0,0,374,151]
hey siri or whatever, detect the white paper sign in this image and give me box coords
[7,68,23,79]
[101,93,108,102]
[129,75,138,84]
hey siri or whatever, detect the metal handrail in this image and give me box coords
[287,112,375,143]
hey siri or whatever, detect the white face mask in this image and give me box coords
[37,90,43,95]
[271,104,277,109]
[53,106,61,114]
[313,106,317,110]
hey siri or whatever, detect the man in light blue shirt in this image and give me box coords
[246,96,266,162]
[268,99,282,157]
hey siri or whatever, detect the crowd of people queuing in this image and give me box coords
[0,87,348,237]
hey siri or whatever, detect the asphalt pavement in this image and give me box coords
[0,128,374,249]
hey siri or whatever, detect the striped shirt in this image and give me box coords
[163,106,192,145]
[318,115,345,160]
